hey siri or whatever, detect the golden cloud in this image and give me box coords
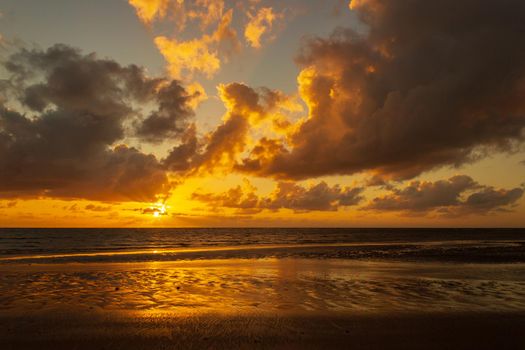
[154,36,220,79]
[128,0,171,24]
[245,7,283,49]
[128,1,286,80]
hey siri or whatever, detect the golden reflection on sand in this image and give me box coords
[1,259,525,318]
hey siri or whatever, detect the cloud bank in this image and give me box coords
[237,0,525,180]
[0,45,196,201]
[366,175,524,216]
[193,180,364,213]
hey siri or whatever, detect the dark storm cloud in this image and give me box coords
[193,181,364,213]
[365,175,523,216]
[0,44,195,201]
[239,0,525,180]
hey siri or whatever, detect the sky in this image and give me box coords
[0,0,524,227]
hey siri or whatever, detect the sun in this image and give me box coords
[151,203,168,218]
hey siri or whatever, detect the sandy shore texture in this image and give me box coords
[1,256,525,349]
[1,312,524,349]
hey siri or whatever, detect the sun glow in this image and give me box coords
[151,203,168,218]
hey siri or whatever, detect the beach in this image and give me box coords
[2,310,524,349]
[3,0,525,347]
[1,228,524,349]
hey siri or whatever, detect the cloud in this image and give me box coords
[164,82,297,173]
[128,1,286,79]
[128,1,241,80]
[153,8,240,79]
[135,80,196,142]
[245,7,283,48]
[128,0,224,30]
[140,205,168,216]
[163,124,199,171]
[85,204,113,212]
[0,44,196,201]
[365,175,523,216]
[238,0,525,180]
[188,0,225,31]
[262,181,364,212]
[461,187,524,214]
[193,180,364,213]
[154,35,220,80]
[127,0,171,24]
[192,180,261,213]
[213,9,241,58]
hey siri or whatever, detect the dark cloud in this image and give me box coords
[462,187,524,214]
[193,180,364,213]
[238,0,525,180]
[261,181,364,212]
[140,206,168,216]
[85,204,112,212]
[365,175,523,216]
[135,80,196,142]
[0,44,194,201]
[163,124,199,171]
[192,113,248,171]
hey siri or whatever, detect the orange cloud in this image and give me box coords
[161,82,299,175]
[128,0,171,24]
[245,7,282,48]
[348,0,363,10]
[154,36,220,79]
[187,0,225,30]
[128,1,287,80]
[153,8,239,79]
[192,83,298,173]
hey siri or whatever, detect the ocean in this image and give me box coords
[2,227,525,263]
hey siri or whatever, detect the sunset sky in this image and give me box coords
[0,0,524,227]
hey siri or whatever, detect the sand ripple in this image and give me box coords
[1,259,524,315]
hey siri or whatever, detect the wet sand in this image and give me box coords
[1,312,524,349]
[2,258,525,313]
[1,257,525,349]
